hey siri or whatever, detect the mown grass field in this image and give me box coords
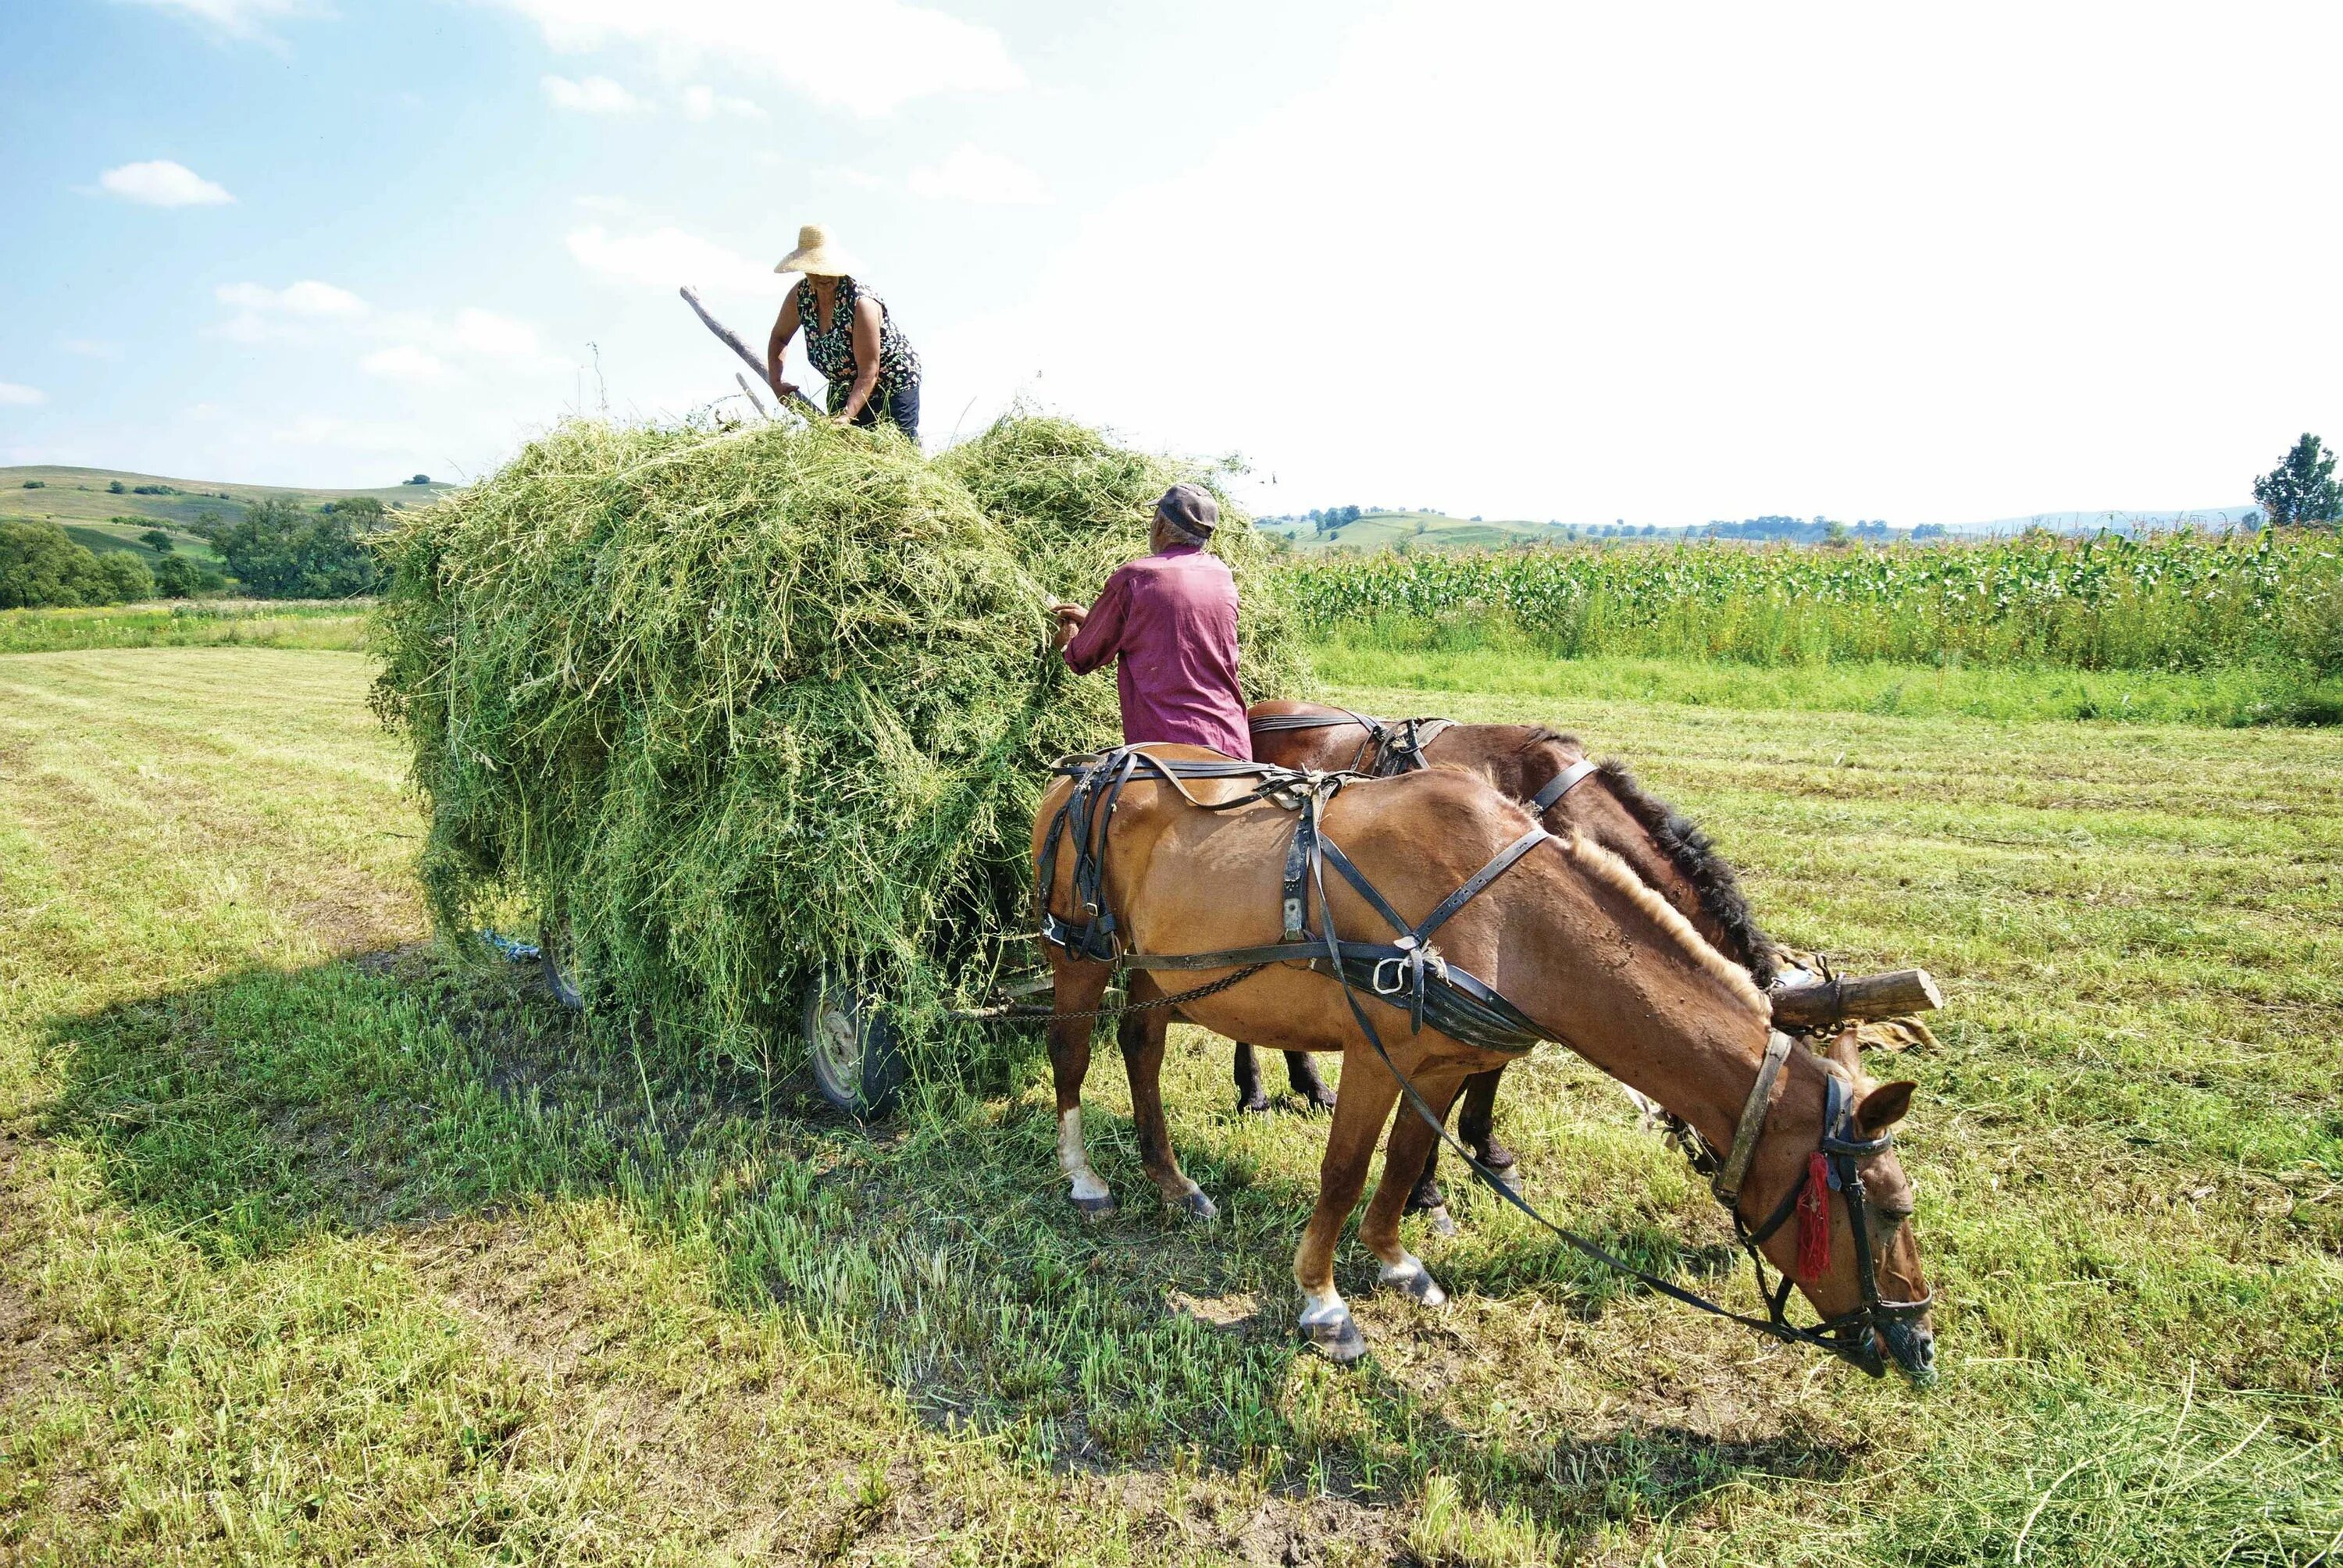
[3,645,2338,1565]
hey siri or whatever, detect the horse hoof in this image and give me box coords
[1417,1204,1457,1238]
[1379,1256,1448,1308]
[1072,1192,1115,1220]
[1175,1190,1218,1223]
[1303,1312,1367,1363]
[1237,1092,1272,1115]
[1304,1091,1339,1116]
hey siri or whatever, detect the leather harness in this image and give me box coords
[1034,744,1932,1370]
[1248,707,1457,778]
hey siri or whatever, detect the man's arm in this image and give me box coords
[766,292,801,398]
[836,297,884,422]
[1061,572,1130,675]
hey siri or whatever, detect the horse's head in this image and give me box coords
[1747,1040,1935,1383]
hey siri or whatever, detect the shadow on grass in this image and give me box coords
[38,944,1850,1529]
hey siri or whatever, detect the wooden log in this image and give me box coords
[679,286,822,419]
[1769,968,1943,1028]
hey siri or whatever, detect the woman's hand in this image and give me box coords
[1050,603,1087,650]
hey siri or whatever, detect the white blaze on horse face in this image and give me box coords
[1057,1107,1110,1202]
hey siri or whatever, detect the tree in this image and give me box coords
[108,479,126,494]
[2251,433,2341,526]
[153,554,225,598]
[406,473,432,486]
[0,520,148,608]
[141,529,175,554]
[214,497,383,597]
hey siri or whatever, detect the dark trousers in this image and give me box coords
[829,379,921,440]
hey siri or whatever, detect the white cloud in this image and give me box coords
[0,383,48,407]
[682,84,767,121]
[541,73,646,114]
[446,308,547,362]
[121,0,317,43]
[482,0,1023,116]
[60,338,123,359]
[269,415,428,452]
[362,345,453,382]
[906,144,1047,205]
[928,0,2343,524]
[216,279,369,317]
[98,159,235,207]
[567,223,773,293]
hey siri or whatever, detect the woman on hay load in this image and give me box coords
[1053,483,1252,760]
[766,224,922,438]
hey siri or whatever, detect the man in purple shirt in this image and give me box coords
[1051,483,1252,759]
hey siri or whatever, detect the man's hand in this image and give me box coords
[1050,602,1087,651]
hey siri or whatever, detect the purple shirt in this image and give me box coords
[1062,543,1252,759]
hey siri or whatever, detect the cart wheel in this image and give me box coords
[540,914,594,1012]
[803,972,907,1117]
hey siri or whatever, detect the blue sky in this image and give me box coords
[3,1,2340,524]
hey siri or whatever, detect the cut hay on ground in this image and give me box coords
[369,414,1309,1084]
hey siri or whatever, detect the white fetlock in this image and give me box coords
[1298,1288,1367,1361]
[1378,1252,1448,1307]
[1059,1108,1112,1212]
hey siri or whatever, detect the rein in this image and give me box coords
[1036,745,1931,1371]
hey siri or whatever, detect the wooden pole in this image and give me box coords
[1770,968,1943,1029]
[679,286,822,419]
[734,372,771,420]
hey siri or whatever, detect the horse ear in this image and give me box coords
[1856,1081,1915,1135]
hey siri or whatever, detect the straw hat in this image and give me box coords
[775,224,856,277]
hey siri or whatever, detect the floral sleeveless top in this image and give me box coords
[794,276,920,398]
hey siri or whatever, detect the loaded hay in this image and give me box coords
[369,412,1308,1094]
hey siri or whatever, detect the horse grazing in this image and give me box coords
[1032,747,1935,1378]
[1243,700,1778,1217]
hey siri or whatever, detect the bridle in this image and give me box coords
[1035,747,1934,1374]
[1709,1032,1935,1372]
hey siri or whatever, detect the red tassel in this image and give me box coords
[1796,1152,1831,1281]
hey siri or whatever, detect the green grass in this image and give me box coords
[2,648,2338,1564]
[1311,643,2343,727]
[57,519,226,568]
[0,600,371,654]
[3,465,455,531]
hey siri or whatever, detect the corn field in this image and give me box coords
[1278,529,2343,673]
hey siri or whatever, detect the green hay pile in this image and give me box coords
[369,413,1307,1082]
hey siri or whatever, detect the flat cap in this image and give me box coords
[1154,483,1218,540]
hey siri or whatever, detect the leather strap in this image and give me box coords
[1528,757,1601,816]
[1711,1030,1796,1209]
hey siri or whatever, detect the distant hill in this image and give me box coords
[1261,511,1576,552]
[3,465,455,535]
[1261,503,2263,553]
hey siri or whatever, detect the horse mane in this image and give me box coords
[1585,757,1778,987]
[1558,831,1772,1017]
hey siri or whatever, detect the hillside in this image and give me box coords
[4,465,455,533]
[1261,510,1571,552]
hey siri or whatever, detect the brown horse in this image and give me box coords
[1243,700,1779,1217]
[1032,748,1935,1377]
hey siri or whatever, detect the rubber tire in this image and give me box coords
[540,914,591,1012]
[802,973,907,1118]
